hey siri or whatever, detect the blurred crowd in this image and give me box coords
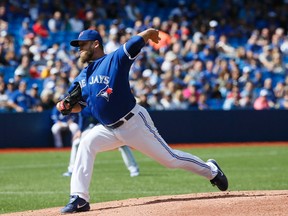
[1,0,288,113]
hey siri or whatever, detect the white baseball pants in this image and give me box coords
[70,104,218,201]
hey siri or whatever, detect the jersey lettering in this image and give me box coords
[89,75,110,85]
[79,79,86,88]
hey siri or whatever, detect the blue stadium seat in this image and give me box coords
[26,78,44,92]
[206,99,225,110]
[0,66,16,82]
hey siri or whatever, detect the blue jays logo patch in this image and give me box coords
[97,85,113,101]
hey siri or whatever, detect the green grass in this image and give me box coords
[0,145,287,214]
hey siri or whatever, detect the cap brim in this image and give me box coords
[70,40,80,47]
[70,39,102,47]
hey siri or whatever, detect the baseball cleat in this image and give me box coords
[62,171,72,177]
[208,159,228,191]
[130,170,140,177]
[129,166,139,177]
[61,195,90,214]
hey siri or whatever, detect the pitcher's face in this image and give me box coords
[78,41,95,63]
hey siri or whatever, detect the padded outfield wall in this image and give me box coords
[1,110,288,148]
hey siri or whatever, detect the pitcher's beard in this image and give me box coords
[80,51,94,64]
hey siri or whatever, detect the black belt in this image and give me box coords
[106,112,134,129]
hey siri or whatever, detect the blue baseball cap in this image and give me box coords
[70,30,103,47]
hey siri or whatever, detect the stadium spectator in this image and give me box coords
[183,60,205,85]
[207,20,221,40]
[124,1,141,22]
[273,80,286,103]
[14,55,31,78]
[147,89,164,110]
[29,83,43,112]
[94,0,107,21]
[7,80,36,112]
[48,11,65,33]
[202,60,218,86]
[187,94,199,110]
[19,18,34,39]
[83,10,96,30]
[68,14,84,33]
[270,50,286,75]
[161,50,178,73]
[238,66,252,88]
[183,40,201,62]
[198,43,218,62]
[50,105,80,148]
[0,80,9,112]
[5,78,16,98]
[210,82,223,99]
[198,92,209,110]
[28,0,39,21]
[160,91,177,110]
[130,55,147,81]
[216,34,236,58]
[172,89,189,110]
[222,85,241,110]
[253,89,274,110]
[277,89,288,109]
[0,4,8,22]
[0,34,15,66]
[4,49,18,67]
[137,94,150,109]
[239,92,253,109]
[262,78,277,103]
[240,81,256,100]
[0,7,8,36]
[43,67,59,91]
[105,29,120,54]
[53,78,69,105]
[96,24,108,44]
[182,81,200,100]
[149,18,171,52]
[169,0,188,22]
[251,70,264,89]
[32,17,49,38]
[40,59,53,79]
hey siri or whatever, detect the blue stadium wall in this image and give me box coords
[1,110,288,148]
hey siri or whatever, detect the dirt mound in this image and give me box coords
[3,190,288,216]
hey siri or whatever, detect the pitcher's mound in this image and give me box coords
[3,190,288,216]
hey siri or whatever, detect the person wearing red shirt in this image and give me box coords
[32,18,49,38]
[253,89,274,110]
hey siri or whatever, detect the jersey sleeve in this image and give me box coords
[123,35,146,60]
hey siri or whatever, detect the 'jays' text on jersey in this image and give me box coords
[70,35,146,125]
